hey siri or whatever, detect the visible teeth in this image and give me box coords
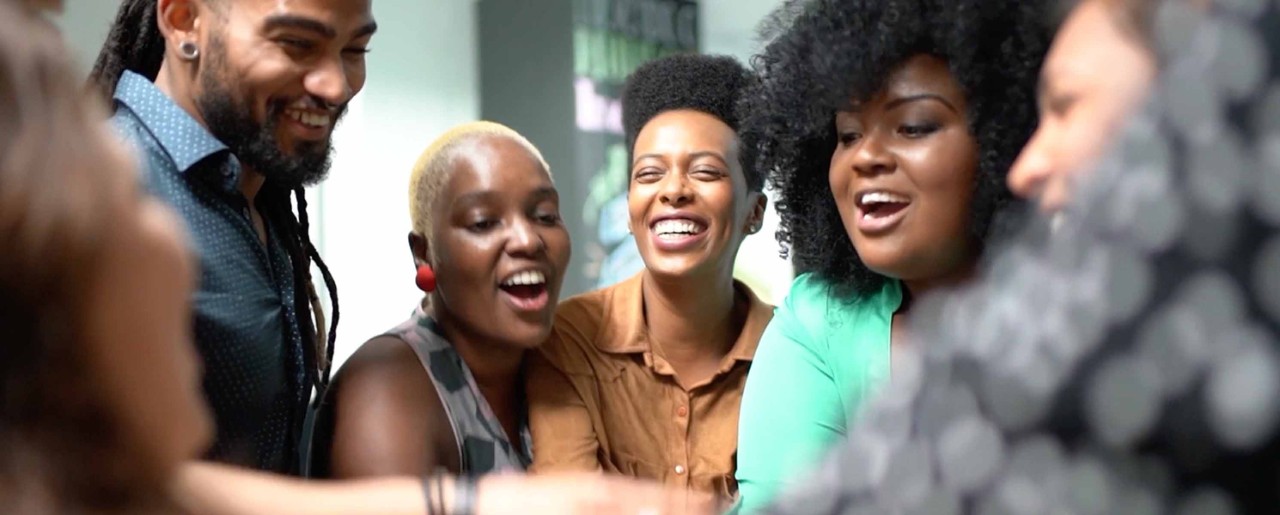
[653,219,704,236]
[502,270,546,287]
[287,109,330,129]
[859,191,909,206]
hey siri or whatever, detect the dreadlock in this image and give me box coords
[87,0,163,101]
[90,0,340,391]
[292,188,340,386]
[253,185,340,393]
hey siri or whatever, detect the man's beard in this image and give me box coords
[194,45,345,190]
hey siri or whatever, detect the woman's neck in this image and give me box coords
[640,270,742,367]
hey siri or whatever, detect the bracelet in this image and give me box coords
[452,474,476,515]
[422,473,438,515]
[423,470,476,515]
[434,472,447,515]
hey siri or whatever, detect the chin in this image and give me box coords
[505,337,547,350]
[497,325,553,349]
[857,250,909,282]
[642,256,707,280]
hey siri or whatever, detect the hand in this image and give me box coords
[475,472,721,515]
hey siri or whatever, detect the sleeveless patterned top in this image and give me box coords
[386,305,532,475]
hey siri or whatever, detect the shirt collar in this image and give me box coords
[596,272,773,367]
[113,71,228,174]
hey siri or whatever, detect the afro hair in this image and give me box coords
[740,0,1050,299]
[622,53,761,192]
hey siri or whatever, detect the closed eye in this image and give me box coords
[633,168,663,183]
[278,38,316,51]
[692,168,723,180]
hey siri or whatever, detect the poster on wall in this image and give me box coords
[571,0,699,288]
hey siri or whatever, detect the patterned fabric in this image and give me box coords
[110,71,309,474]
[387,305,532,475]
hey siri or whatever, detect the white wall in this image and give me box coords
[53,0,121,73]
[313,0,479,369]
[701,0,794,305]
[700,0,779,61]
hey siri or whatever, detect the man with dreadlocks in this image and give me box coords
[88,0,367,474]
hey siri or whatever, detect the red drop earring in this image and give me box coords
[415,264,437,293]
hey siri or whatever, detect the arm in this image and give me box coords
[327,336,452,478]
[526,329,602,472]
[175,463,427,515]
[175,463,723,515]
[734,291,846,514]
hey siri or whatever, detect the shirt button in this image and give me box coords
[677,405,688,417]
[674,465,686,475]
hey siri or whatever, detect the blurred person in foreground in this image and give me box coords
[765,0,1280,513]
[0,1,211,511]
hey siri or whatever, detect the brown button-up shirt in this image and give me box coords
[526,273,773,503]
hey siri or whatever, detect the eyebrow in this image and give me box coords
[353,21,379,39]
[528,186,560,200]
[453,190,495,206]
[632,151,728,165]
[263,15,378,40]
[453,185,559,206]
[884,93,960,114]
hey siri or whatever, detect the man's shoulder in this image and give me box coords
[111,107,191,196]
[111,108,168,169]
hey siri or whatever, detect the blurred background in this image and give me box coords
[53,0,790,369]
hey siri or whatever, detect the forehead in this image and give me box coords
[233,0,375,29]
[850,54,966,109]
[1043,1,1130,86]
[634,110,738,154]
[443,136,552,197]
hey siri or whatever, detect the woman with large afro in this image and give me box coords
[732,0,1050,511]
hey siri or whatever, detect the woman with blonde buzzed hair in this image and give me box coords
[311,121,573,478]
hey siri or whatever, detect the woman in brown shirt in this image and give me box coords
[527,53,772,503]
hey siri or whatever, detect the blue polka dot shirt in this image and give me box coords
[110,71,309,474]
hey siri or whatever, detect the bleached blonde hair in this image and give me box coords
[407,121,551,238]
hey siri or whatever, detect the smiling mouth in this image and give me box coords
[853,190,913,234]
[284,108,331,130]
[652,218,707,239]
[856,191,911,219]
[499,269,549,310]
